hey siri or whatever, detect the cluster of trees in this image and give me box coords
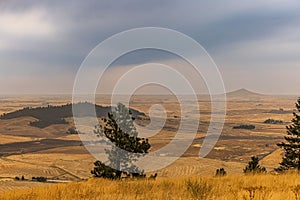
[14,175,25,181]
[32,177,47,182]
[29,118,68,128]
[1,103,75,128]
[14,175,47,182]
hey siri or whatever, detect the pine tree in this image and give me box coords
[277,98,300,171]
[243,156,266,174]
[91,103,151,179]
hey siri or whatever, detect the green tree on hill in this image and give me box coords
[91,103,151,179]
[277,98,300,171]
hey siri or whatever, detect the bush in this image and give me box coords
[67,127,79,134]
[233,124,255,130]
[186,179,213,200]
[215,168,227,176]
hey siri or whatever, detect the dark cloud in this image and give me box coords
[0,0,300,94]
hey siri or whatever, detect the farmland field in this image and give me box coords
[0,90,297,192]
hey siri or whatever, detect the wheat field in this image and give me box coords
[2,173,300,200]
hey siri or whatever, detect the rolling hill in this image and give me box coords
[0,102,146,128]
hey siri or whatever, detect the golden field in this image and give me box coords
[0,90,299,196]
[3,173,300,200]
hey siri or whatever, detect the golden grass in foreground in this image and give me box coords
[3,174,300,200]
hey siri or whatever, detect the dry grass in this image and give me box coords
[3,173,300,200]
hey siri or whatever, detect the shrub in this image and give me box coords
[186,179,213,200]
[67,127,79,134]
[233,124,255,130]
[215,168,227,176]
[264,119,284,124]
[244,156,266,174]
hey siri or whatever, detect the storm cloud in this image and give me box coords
[0,0,300,94]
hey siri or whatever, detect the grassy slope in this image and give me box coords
[3,174,300,200]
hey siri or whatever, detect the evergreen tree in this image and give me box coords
[243,156,266,174]
[91,103,151,179]
[215,168,227,176]
[277,98,300,171]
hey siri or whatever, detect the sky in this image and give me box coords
[0,0,300,95]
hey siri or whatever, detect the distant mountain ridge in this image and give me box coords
[226,88,263,97]
[0,102,146,128]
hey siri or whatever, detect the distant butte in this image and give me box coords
[226,88,263,97]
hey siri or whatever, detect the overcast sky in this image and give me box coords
[0,0,300,95]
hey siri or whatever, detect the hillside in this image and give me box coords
[0,102,146,128]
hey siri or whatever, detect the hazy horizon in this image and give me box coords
[0,88,300,97]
